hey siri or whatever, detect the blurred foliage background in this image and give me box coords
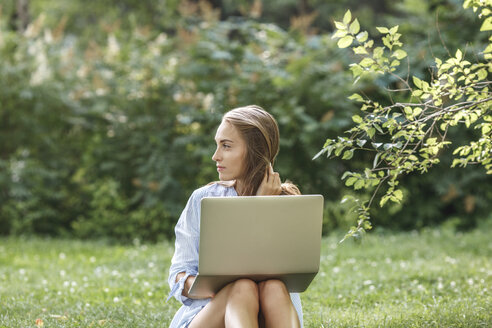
[1,0,490,242]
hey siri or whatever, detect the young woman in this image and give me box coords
[168,105,302,328]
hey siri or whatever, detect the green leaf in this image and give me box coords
[426,137,437,145]
[368,178,379,187]
[382,36,392,49]
[389,25,399,35]
[481,16,492,31]
[373,153,380,169]
[335,145,345,156]
[341,171,352,180]
[312,148,326,160]
[343,10,352,25]
[349,19,360,34]
[483,124,491,134]
[373,47,384,59]
[359,57,374,67]
[352,115,363,123]
[332,29,347,39]
[376,26,389,34]
[451,158,463,168]
[393,189,403,201]
[383,143,394,150]
[334,20,346,30]
[484,43,492,54]
[477,69,488,80]
[455,49,463,61]
[338,35,354,48]
[412,76,423,88]
[356,31,368,42]
[346,177,357,186]
[350,64,363,77]
[323,139,334,147]
[390,59,400,67]
[348,93,364,102]
[354,180,365,190]
[392,49,407,60]
[380,195,390,207]
[343,149,354,160]
[374,124,384,134]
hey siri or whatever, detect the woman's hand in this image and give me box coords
[256,164,282,195]
[182,275,196,297]
[177,273,215,299]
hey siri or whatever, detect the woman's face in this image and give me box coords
[212,120,247,182]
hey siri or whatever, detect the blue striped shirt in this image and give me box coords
[167,183,304,328]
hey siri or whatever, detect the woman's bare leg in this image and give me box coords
[258,280,300,328]
[224,279,260,328]
[188,279,260,328]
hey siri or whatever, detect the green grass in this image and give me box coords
[1,229,491,327]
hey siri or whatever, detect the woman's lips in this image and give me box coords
[217,166,225,172]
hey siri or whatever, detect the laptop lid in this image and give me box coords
[198,195,324,276]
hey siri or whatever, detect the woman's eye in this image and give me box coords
[222,144,231,149]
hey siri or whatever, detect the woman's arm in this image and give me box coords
[174,272,214,299]
[168,188,219,303]
[167,191,201,303]
[175,272,194,298]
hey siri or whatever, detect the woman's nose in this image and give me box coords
[212,148,220,162]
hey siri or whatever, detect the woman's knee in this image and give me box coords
[229,278,259,302]
[258,279,290,308]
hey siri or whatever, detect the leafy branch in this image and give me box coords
[315,3,492,242]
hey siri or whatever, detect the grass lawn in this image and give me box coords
[1,228,491,327]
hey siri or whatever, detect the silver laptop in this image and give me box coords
[188,195,324,298]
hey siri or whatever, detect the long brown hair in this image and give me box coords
[221,105,300,196]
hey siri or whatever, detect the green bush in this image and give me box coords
[1,1,490,242]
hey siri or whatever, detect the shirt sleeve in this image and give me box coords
[167,189,202,305]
